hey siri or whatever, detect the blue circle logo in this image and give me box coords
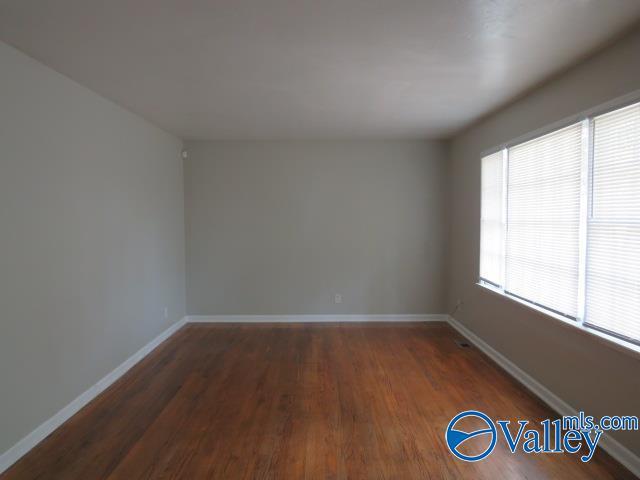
[445,410,497,462]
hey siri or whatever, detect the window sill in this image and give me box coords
[475,282,640,360]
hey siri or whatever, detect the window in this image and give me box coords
[585,103,640,343]
[479,100,640,347]
[479,151,505,287]
[505,124,583,318]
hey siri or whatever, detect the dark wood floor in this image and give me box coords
[2,322,634,479]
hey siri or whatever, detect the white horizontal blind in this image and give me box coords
[480,151,504,286]
[585,102,640,343]
[505,124,582,318]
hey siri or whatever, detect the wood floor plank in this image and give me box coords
[1,322,636,479]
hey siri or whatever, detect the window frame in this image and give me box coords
[478,89,640,356]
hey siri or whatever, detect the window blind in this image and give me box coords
[504,124,583,318]
[480,151,504,287]
[585,102,640,343]
[479,99,640,347]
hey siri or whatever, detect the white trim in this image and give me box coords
[446,315,640,478]
[187,314,447,323]
[0,316,188,475]
[0,312,442,473]
[3,313,636,477]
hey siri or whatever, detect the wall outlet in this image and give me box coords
[334,294,342,304]
[163,307,169,320]
[453,298,464,315]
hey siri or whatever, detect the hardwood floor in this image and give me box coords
[2,322,635,479]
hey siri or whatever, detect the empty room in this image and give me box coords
[1,1,639,479]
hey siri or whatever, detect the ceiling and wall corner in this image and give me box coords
[1,0,640,141]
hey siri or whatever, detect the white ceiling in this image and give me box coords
[1,0,639,140]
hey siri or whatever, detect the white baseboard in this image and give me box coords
[4,314,636,477]
[446,315,640,478]
[0,316,188,475]
[187,314,448,323]
[0,313,440,473]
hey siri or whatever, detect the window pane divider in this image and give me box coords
[576,119,590,324]
[500,147,508,288]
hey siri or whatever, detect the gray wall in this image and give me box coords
[0,42,186,454]
[448,27,640,455]
[185,140,448,315]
